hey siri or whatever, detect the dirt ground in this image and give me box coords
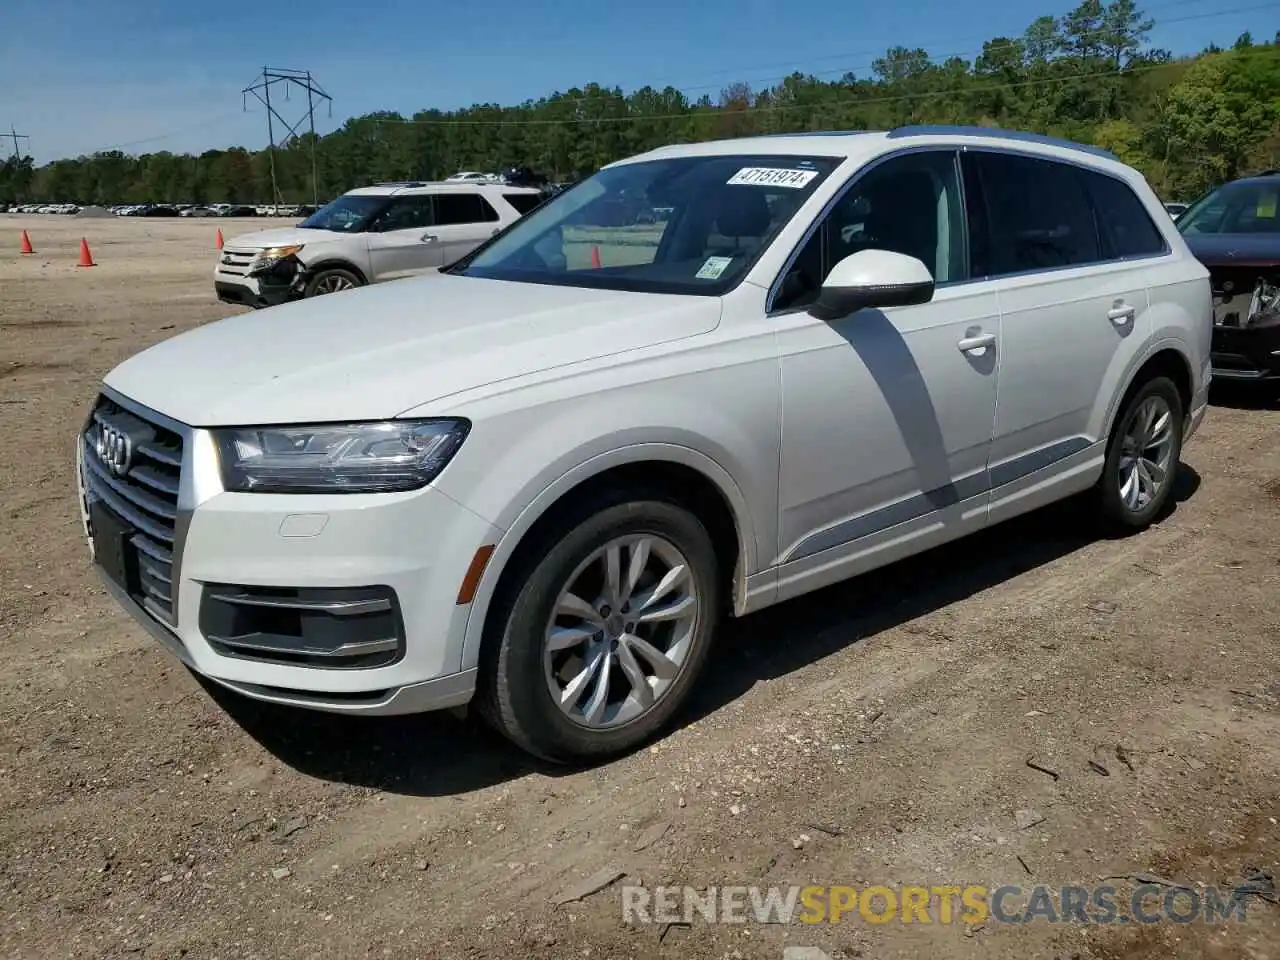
[1,213,1278,960]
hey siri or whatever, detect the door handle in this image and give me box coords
[1108,303,1136,325]
[420,233,438,243]
[957,332,997,354]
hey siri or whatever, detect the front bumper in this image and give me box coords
[214,255,305,309]
[78,393,501,716]
[1210,321,1280,381]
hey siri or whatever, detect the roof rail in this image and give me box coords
[751,129,879,139]
[372,180,430,187]
[887,125,1119,161]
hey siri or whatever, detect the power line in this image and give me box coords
[357,0,1267,118]
[74,112,247,155]
[25,0,1277,157]
[627,0,1231,94]
[365,32,1280,128]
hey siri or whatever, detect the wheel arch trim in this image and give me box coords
[457,442,758,674]
[1101,337,1198,442]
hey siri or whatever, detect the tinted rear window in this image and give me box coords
[434,193,499,225]
[971,152,1100,274]
[1080,170,1166,258]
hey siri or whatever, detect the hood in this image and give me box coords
[1181,232,1280,268]
[104,274,721,425]
[225,226,342,249]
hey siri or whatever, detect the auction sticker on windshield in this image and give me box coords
[695,256,734,280]
[727,167,819,188]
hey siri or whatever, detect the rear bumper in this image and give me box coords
[1211,322,1280,381]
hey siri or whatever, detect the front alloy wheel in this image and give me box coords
[313,273,355,294]
[478,496,721,763]
[544,535,699,729]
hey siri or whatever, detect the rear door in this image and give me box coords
[966,150,1159,522]
[365,196,441,280]
[772,149,1001,599]
[430,192,503,265]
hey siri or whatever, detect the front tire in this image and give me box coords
[477,495,721,764]
[1098,375,1184,528]
[303,267,362,298]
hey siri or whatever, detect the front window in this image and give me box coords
[1177,180,1280,235]
[449,154,841,295]
[299,194,389,233]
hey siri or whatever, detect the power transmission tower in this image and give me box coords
[242,67,332,207]
[7,127,30,161]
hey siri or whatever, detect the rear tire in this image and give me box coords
[1098,375,1184,529]
[477,492,721,764]
[304,267,362,298]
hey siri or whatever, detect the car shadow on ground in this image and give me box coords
[205,464,1201,797]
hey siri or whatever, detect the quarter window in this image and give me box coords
[774,150,967,312]
[1080,169,1166,258]
[503,192,544,215]
[971,152,1100,274]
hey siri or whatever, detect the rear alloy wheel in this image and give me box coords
[304,267,361,297]
[478,497,721,763]
[1099,376,1183,528]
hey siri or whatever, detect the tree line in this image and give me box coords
[4,0,1280,208]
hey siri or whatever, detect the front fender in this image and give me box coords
[453,441,762,674]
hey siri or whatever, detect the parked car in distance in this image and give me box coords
[80,126,1210,763]
[1176,170,1280,386]
[212,181,544,307]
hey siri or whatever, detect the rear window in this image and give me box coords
[433,193,499,225]
[971,152,1100,274]
[504,192,544,215]
[1079,170,1167,258]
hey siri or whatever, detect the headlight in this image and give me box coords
[258,244,304,260]
[213,419,470,494]
[248,244,305,275]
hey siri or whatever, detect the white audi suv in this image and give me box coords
[79,126,1212,762]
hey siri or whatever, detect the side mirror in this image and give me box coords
[810,249,935,321]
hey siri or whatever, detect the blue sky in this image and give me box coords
[1,0,1272,162]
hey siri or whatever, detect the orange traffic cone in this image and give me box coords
[216,227,224,250]
[590,245,601,269]
[19,230,33,255]
[77,237,96,268]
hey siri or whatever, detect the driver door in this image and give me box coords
[770,149,1001,600]
[366,196,442,280]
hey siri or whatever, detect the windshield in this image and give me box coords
[449,154,841,295]
[1177,180,1280,235]
[299,194,388,232]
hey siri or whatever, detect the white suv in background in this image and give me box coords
[83,127,1210,763]
[213,181,546,308]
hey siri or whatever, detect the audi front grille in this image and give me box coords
[81,394,186,624]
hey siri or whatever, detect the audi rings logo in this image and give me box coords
[95,423,134,476]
